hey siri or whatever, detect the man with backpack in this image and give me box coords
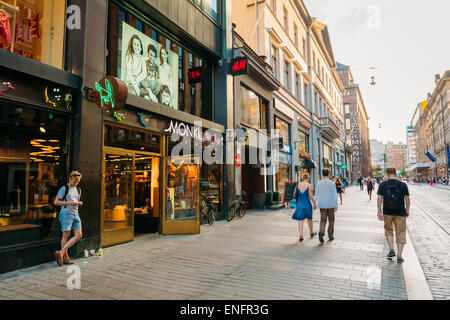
[53,171,83,266]
[377,168,410,263]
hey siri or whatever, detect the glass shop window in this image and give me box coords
[0,102,69,247]
[0,0,66,69]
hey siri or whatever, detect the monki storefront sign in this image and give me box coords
[164,120,223,144]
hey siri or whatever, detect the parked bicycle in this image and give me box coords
[226,191,248,222]
[200,194,219,225]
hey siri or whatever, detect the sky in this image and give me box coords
[304,0,450,144]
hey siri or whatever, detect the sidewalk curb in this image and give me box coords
[402,228,434,300]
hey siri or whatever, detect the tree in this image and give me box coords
[399,167,407,178]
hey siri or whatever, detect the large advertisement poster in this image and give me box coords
[121,22,179,109]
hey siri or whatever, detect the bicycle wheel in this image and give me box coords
[227,206,236,222]
[239,201,248,218]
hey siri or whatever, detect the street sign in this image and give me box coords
[341,164,347,169]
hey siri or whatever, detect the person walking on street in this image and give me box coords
[367,176,374,200]
[359,177,364,190]
[335,176,344,205]
[54,171,84,266]
[292,173,317,242]
[377,168,410,263]
[315,169,339,244]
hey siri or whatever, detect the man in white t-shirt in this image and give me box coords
[53,171,83,266]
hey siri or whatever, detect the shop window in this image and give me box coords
[276,153,291,198]
[275,117,290,146]
[298,131,309,153]
[0,102,69,247]
[107,2,213,120]
[0,0,66,69]
[240,85,267,130]
[104,125,161,154]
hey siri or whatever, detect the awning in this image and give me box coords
[300,159,317,169]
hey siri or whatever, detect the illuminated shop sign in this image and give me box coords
[164,120,223,144]
[188,66,206,84]
[89,76,128,121]
[230,56,248,76]
[0,82,15,95]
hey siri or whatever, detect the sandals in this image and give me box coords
[397,257,405,263]
[310,232,317,238]
[387,249,396,258]
[299,237,304,242]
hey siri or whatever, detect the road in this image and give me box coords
[407,184,450,300]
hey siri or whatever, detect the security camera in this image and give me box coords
[218,59,223,67]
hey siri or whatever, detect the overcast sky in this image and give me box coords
[304,0,450,144]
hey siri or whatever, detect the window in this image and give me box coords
[295,73,300,100]
[346,119,351,130]
[271,0,277,13]
[193,0,220,23]
[275,117,291,146]
[1,0,66,69]
[302,37,306,57]
[108,3,213,120]
[313,52,316,70]
[344,104,350,114]
[284,60,291,91]
[298,131,309,153]
[240,86,267,130]
[0,102,70,247]
[283,6,288,32]
[272,46,279,80]
[294,24,298,47]
[304,83,308,107]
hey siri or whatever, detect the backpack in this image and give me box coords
[56,185,81,212]
[383,182,404,212]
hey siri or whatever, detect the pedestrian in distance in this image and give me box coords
[292,173,317,242]
[315,169,339,244]
[335,176,344,205]
[54,171,84,266]
[359,177,364,190]
[377,168,410,263]
[367,176,374,200]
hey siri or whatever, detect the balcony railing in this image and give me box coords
[319,116,340,139]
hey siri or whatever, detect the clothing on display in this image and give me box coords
[0,10,11,49]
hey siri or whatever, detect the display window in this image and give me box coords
[107,1,213,120]
[276,152,292,198]
[0,0,66,69]
[298,131,309,153]
[0,102,69,247]
[240,85,268,130]
[275,117,290,146]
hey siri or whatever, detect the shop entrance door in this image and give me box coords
[101,148,134,247]
[162,156,200,235]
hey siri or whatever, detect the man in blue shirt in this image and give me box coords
[53,171,83,266]
[315,168,339,243]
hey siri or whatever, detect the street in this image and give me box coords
[406,184,450,300]
[0,186,438,300]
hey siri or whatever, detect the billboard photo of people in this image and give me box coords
[121,22,179,110]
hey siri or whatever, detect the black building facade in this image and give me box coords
[0,0,229,274]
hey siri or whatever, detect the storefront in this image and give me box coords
[275,116,292,199]
[82,0,227,248]
[0,50,81,274]
[232,30,280,209]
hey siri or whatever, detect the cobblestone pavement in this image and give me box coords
[0,187,411,300]
[406,184,450,300]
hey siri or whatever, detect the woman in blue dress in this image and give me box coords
[292,173,317,242]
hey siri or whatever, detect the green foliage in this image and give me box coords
[265,190,273,206]
[273,191,280,202]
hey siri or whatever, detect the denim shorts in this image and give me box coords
[59,213,82,231]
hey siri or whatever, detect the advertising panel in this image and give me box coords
[121,22,179,109]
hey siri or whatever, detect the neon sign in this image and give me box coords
[90,76,128,122]
[44,87,63,108]
[137,112,150,127]
[230,56,248,76]
[95,79,115,110]
[188,66,205,84]
[0,82,15,95]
